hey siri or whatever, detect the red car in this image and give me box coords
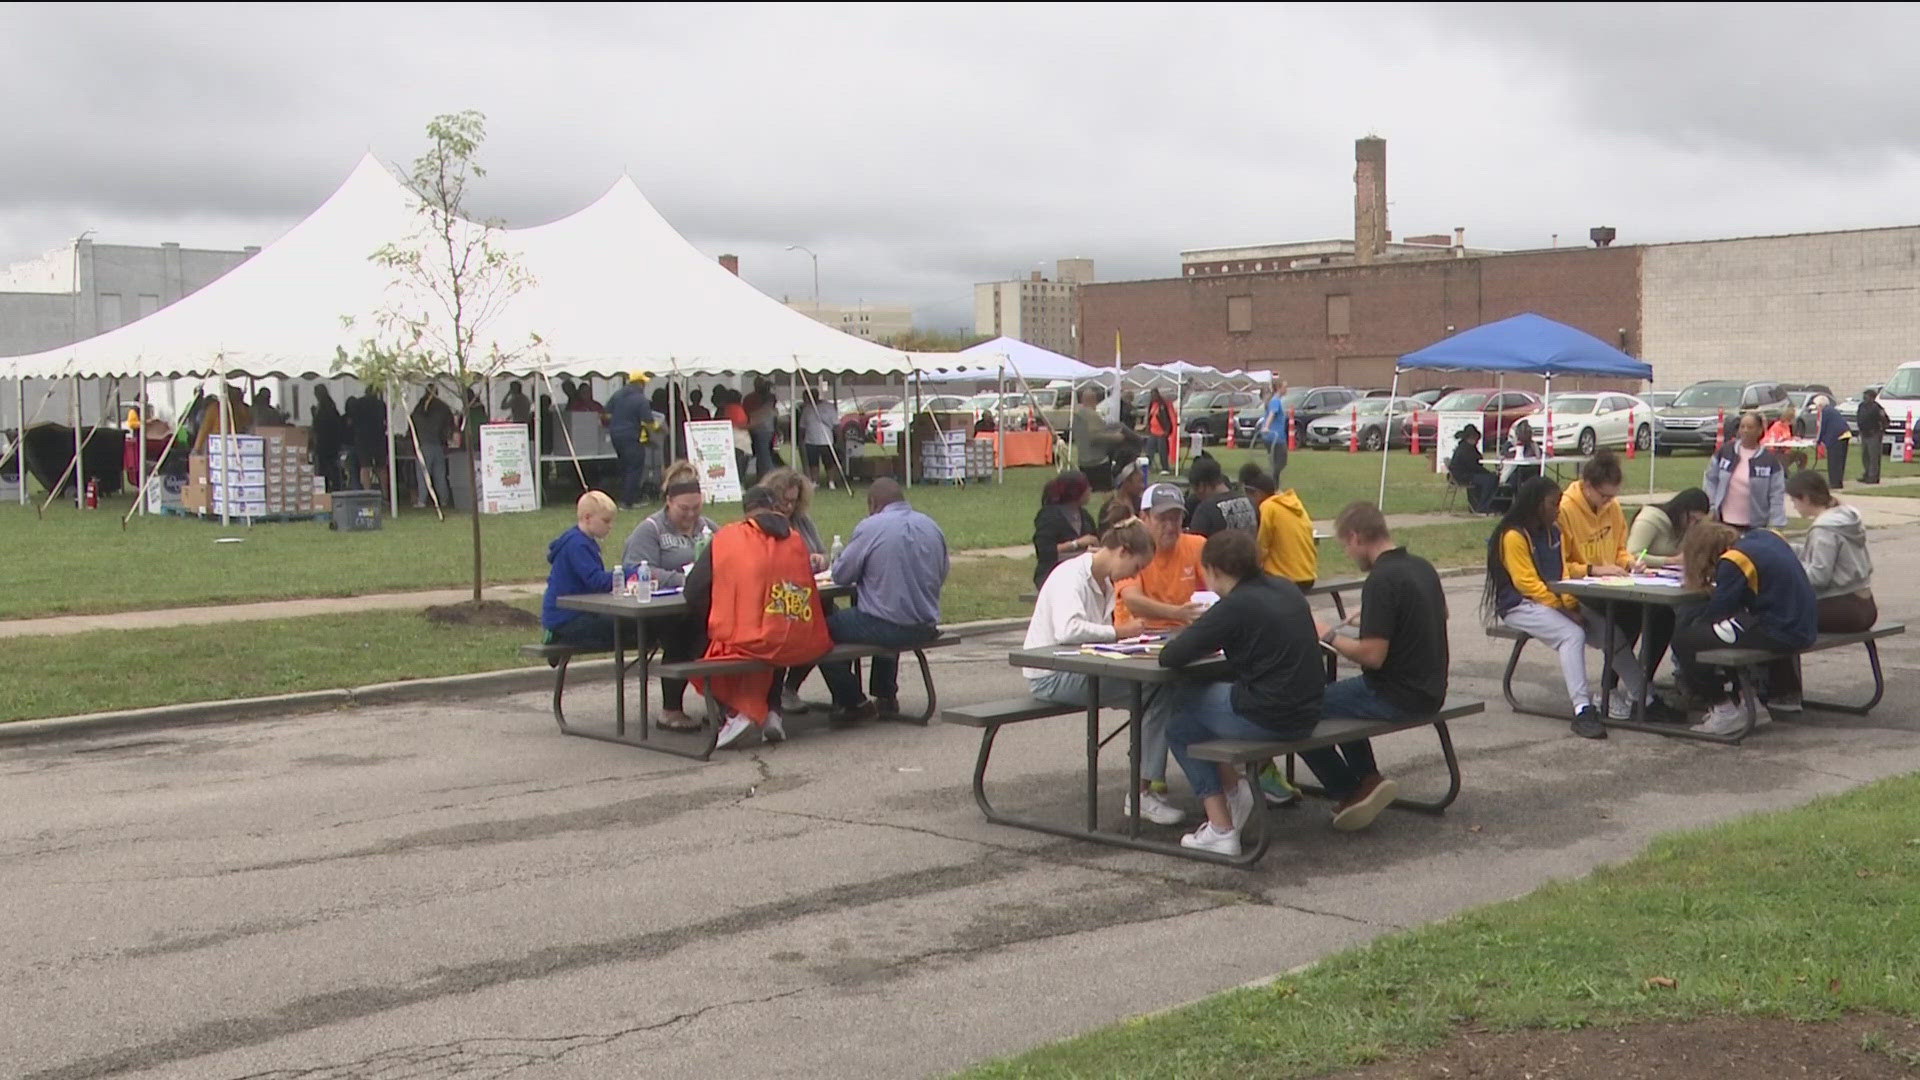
[1403,388,1543,448]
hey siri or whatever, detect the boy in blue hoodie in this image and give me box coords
[542,491,627,648]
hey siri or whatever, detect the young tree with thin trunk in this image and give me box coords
[340,110,542,607]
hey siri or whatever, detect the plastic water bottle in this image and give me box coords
[633,560,653,600]
[696,524,714,555]
[829,534,844,564]
[610,563,625,595]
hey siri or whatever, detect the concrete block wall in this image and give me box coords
[1641,226,1920,393]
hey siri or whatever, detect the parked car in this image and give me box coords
[869,394,971,444]
[1777,383,1836,436]
[1403,388,1543,448]
[1645,390,1678,409]
[1654,379,1791,453]
[836,395,899,445]
[1182,390,1260,444]
[966,391,1038,431]
[1838,384,1882,435]
[1232,385,1359,447]
[1409,386,1461,408]
[1543,392,1656,455]
[1302,396,1420,451]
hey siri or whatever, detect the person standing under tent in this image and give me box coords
[310,385,348,492]
[1855,387,1888,485]
[191,387,253,452]
[251,388,287,427]
[1144,388,1177,475]
[345,387,385,491]
[500,381,532,425]
[799,388,840,490]
[685,388,712,422]
[743,377,779,480]
[409,385,456,510]
[606,371,656,510]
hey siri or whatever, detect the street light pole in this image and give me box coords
[786,244,819,316]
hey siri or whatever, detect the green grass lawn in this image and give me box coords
[964,771,1920,1079]
[0,452,1468,620]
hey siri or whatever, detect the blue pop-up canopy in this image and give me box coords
[1397,313,1652,381]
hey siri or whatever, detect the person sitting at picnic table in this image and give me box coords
[684,485,832,749]
[1255,476,1317,589]
[1705,410,1788,530]
[1498,419,1542,486]
[1022,518,1189,826]
[1559,450,1675,720]
[1185,455,1257,536]
[1785,469,1878,637]
[540,491,630,651]
[621,461,719,731]
[758,467,831,714]
[1032,470,1099,588]
[1158,530,1396,857]
[1109,484,1208,810]
[1669,520,1818,735]
[1098,458,1148,531]
[1447,423,1498,513]
[1626,486,1712,687]
[1240,462,1276,512]
[1484,477,1662,740]
[816,479,949,722]
[1762,407,1809,471]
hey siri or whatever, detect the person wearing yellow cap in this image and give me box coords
[607,370,656,509]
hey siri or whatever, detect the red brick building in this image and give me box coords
[1080,246,1642,393]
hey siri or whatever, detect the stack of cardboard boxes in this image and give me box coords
[180,427,328,518]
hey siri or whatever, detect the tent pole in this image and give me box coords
[15,376,26,505]
[788,359,800,474]
[386,379,399,519]
[1378,370,1400,508]
[903,371,913,490]
[997,364,1006,484]
[531,375,544,507]
[667,364,680,468]
[137,378,148,516]
[72,376,83,509]
[220,373,233,527]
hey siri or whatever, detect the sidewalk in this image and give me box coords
[6,479,1917,641]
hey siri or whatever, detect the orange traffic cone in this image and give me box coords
[1626,409,1636,459]
[1348,405,1359,453]
[1226,416,1237,449]
[1410,409,1421,454]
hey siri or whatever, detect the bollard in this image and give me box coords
[1348,405,1358,453]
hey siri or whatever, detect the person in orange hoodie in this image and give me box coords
[684,485,832,749]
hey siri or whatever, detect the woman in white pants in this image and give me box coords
[1483,477,1649,740]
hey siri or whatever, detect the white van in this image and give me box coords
[1880,360,1920,446]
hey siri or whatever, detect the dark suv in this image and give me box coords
[1655,380,1791,453]
[1182,390,1260,444]
[1232,386,1359,447]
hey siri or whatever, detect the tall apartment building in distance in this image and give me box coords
[783,300,915,343]
[974,258,1093,356]
[0,237,257,358]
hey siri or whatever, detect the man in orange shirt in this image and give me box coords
[1114,482,1208,814]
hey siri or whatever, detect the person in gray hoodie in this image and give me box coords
[1784,470,1876,634]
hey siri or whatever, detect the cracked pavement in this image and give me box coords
[5,526,1919,1079]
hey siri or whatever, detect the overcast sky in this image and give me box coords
[6,2,1920,329]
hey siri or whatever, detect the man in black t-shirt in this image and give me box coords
[1184,455,1257,536]
[1317,501,1449,719]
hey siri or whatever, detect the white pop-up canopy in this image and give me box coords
[3,154,924,381]
[913,336,1102,384]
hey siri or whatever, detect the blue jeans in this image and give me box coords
[614,439,646,508]
[1028,669,1173,784]
[1164,682,1375,800]
[750,427,776,480]
[818,608,938,704]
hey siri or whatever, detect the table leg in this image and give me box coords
[634,616,651,740]
[1597,597,1615,720]
[613,632,626,738]
[1127,681,1143,838]
[1085,677,1101,834]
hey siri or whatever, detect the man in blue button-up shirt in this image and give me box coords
[819,479,949,720]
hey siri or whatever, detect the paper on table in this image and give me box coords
[1190,590,1221,610]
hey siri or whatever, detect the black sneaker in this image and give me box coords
[1644,698,1689,724]
[1571,706,1608,740]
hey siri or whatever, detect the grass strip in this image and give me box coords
[963,772,1920,1078]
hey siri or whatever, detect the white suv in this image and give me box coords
[1879,361,1920,449]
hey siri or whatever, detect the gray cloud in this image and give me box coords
[5,3,1920,331]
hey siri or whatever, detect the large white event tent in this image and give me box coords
[2,154,937,513]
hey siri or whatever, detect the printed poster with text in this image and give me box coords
[1433,412,1485,473]
[479,422,538,513]
[684,420,744,503]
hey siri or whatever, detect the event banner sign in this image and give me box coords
[1433,411,1484,474]
[684,420,743,503]
[479,422,537,513]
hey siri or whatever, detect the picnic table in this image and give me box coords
[556,583,854,757]
[1552,577,1713,740]
[1483,453,1589,484]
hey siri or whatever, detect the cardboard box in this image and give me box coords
[256,425,310,450]
[205,434,266,455]
[314,492,332,513]
[212,468,268,487]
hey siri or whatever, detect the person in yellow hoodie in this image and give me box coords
[1557,450,1657,709]
[1254,473,1318,588]
[1483,476,1670,740]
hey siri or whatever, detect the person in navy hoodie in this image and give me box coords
[542,491,630,650]
[1669,520,1818,736]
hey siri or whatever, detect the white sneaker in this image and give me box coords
[1227,780,1256,832]
[715,713,755,749]
[1767,694,1801,714]
[1606,695,1635,721]
[1179,822,1242,857]
[762,711,787,743]
[1689,699,1748,736]
[779,688,811,714]
[1123,789,1186,826]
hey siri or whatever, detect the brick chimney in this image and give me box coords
[718,253,739,275]
[1354,136,1388,265]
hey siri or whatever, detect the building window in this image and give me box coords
[1227,295,1253,334]
[1326,294,1351,337]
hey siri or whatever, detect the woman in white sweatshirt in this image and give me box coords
[1784,470,1876,632]
[1022,518,1177,823]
